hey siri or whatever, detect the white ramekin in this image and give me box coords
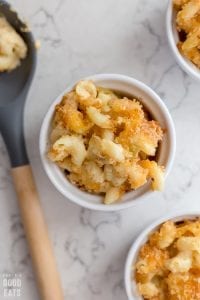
[125,212,200,300]
[166,0,200,81]
[39,74,176,211]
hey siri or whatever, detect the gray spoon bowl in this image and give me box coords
[0,0,36,166]
[0,2,64,299]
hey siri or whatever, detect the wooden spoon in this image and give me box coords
[0,1,64,299]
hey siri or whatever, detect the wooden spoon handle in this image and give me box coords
[11,165,64,300]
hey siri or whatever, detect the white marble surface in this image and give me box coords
[1,0,200,299]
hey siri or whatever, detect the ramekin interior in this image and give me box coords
[39,74,176,211]
[166,0,200,81]
[125,212,200,300]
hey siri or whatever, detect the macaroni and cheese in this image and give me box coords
[0,16,27,72]
[135,219,200,299]
[174,0,200,68]
[48,80,164,204]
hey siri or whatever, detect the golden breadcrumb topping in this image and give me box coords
[173,0,200,68]
[135,219,200,299]
[48,80,164,204]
